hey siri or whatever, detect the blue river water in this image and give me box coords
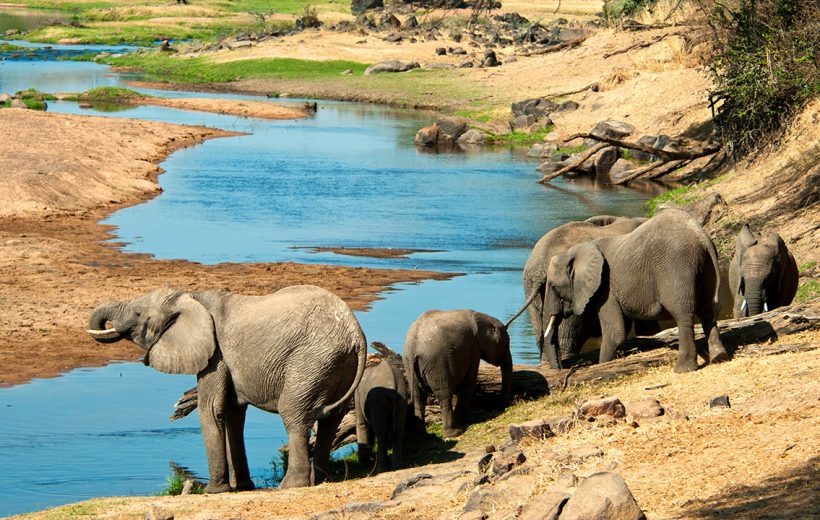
[0,42,650,516]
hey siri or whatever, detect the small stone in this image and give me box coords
[512,114,537,131]
[484,444,497,454]
[181,479,194,495]
[435,47,447,55]
[449,46,467,55]
[0,93,11,103]
[340,69,353,75]
[569,444,604,460]
[477,452,493,473]
[491,459,514,477]
[508,419,553,444]
[591,120,636,140]
[626,398,665,418]
[709,395,731,408]
[513,451,527,465]
[144,506,174,520]
[414,125,439,147]
[405,15,419,28]
[391,473,433,499]
[473,474,490,487]
[460,511,487,520]
[527,142,559,157]
[435,117,469,141]
[579,397,626,419]
[560,472,645,520]
[457,128,489,145]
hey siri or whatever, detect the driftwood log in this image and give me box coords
[169,301,819,450]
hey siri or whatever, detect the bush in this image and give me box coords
[697,0,819,154]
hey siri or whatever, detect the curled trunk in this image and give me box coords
[87,301,126,343]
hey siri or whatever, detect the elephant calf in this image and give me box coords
[729,224,798,318]
[403,309,512,438]
[88,285,366,492]
[354,343,409,473]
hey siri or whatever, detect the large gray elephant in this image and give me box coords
[403,309,511,439]
[518,215,648,367]
[543,208,729,373]
[354,342,409,473]
[87,285,366,492]
[729,224,798,318]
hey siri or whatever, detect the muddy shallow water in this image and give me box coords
[0,45,650,515]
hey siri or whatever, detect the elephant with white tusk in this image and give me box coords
[88,285,367,492]
[729,224,798,318]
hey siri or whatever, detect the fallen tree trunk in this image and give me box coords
[562,133,721,162]
[538,143,607,183]
[170,301,819,451]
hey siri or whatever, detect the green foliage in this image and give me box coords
[701,0,819,154]
[643,184,701,216]
[495,125,555,146]
[157,472,204,496]
[103,53,369,83]
[80,86,144,100]
[799,260,817,271]
[602,0,660,20]
[555,144,586,155]
[0,43,28,52]
[21,98,48,110]
[795,279,819,303]
[16,88,56,100]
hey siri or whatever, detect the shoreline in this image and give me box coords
[0,109,452,388]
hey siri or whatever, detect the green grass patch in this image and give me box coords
[15,88,56,100]
[24,21,239,45]
[555,144,585,155]
[643,184,700,216]
[795,279,820,303]
[79,86,144,100]
[454,108,493,123]
[799,260,817,271]
[22,98,48,110]
[0,43,28,52]
[494,125,555,147]
[104,52,369,83]
[156,471,204,496]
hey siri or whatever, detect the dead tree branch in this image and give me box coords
[538,143,607,183]
[563,133,722,161]
[603,32,680,58]
[521,37,586,56]
[545,82,598,100]
[613,159,688,185]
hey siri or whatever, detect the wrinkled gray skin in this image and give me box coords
[88,285,366,492]
[354,358,409,473]
[729,224,798,318]
[520,215,648,367]
[403,309,512,438]
[545,209,729,373]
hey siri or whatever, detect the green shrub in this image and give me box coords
[602,0,660,20]
[79,87,144,101]
[698,0,819,155]
[795,279,819,303]
[158,472,204,496]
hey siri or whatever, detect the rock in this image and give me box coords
[458,61,474,68]
[508,419,553,443]
[391,473,433,499]
[228,40,254,49]
[364,60,420,75]
[435,117,468,141]
[527,142,559,157]
[482,50,499,67]
[385,33,403,43]
[594,146,620,176]
[591,120,636,140]
[505,55,517,63]
[473,474,490,487]
[405,15,419,28]
[497,463,532,481]
[449,46,467,55]
[626,398,665,418]
[144,506,174,520]
[492,459,514,477]
[548,416,576,434]
[351,0,383,15]
[578,397,626,419]
[485,444,497,453]
[557,100,580,111]
[181,479,194,495]
[511,97,558,118]
[709,395,731,408]
[457,128,489,145]
[414,125,439,147]
[0,93,10,103]
[608,158,635,179]
[340,68,353,75]
[478,453,493,473]
[5,28,20,36]
[569,444,604,460]
[560,473,646,520]
[10,98,26,109]
[513,451,527,465]
[380,13,401,29]
[549,473,580,494]
[629,135,664,162]
[460,511,488,520]
[463,476,537,514]
[435,47,447,55]
[536,158,568,174]
[518,491,571,520]
[556,27,588,42]
[512,114,537,131]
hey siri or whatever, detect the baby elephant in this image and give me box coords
[729,224,798,317]
[403,309,512,439]
[354,342,409,473]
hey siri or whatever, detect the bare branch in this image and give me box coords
[563,132,722,161]
[603,32,680,59]
[545,82,598,100]
[538,143,607,183]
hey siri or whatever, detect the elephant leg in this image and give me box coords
[279,419,311,489]
[312,413,345,485]
[698,307,728,364]
[453,360,479,432]
[225,403,254,491]
[598,304,627,364]
[197,363,231,494]
[671,313,699,373]
[355,411,373,468]
[370,408,390,473]
[437,390,462,438]
[411,383,428,435]
[391,402,406,470]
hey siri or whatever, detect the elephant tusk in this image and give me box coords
[740,300,748,314]
[764,302,769,312]
[87,327,121,340]
[543,315,556,340]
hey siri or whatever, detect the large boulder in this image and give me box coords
[414,125,439,147]
[560,473,646,520]
[591,120,636,140]
[511,97,558,118]
[364,60,420,75]
[457,128,490,146]
[594,146,621,176]
[435,117,469,142]
[351,0,383,15]
[463,476,537,515]
[508,419,553,444]
[578,397,626,418]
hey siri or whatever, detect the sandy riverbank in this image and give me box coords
[0,109,449,387]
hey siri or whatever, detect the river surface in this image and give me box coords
[0,42,650,516]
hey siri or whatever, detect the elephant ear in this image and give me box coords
[737,224,757,252]
[148,293,216,375]
[475,313,507,366]
[569,242,605,315]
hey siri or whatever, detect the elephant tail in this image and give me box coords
[316,330,368,420]
[504,283,544,329]
[695,221,722,315]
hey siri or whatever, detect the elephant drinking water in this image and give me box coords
[88,285,367,492]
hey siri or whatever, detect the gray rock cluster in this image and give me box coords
[414,117,491,150]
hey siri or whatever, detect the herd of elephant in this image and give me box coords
[86,208,799,493]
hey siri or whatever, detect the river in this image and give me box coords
[0,41,649,516]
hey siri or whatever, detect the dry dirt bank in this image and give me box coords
[15,337,818,519]
[0,109,448,387]
[123,96,309,121]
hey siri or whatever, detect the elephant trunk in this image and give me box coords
[744,286,766,316]
[542,314,562,369]
[87,302,127,343]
